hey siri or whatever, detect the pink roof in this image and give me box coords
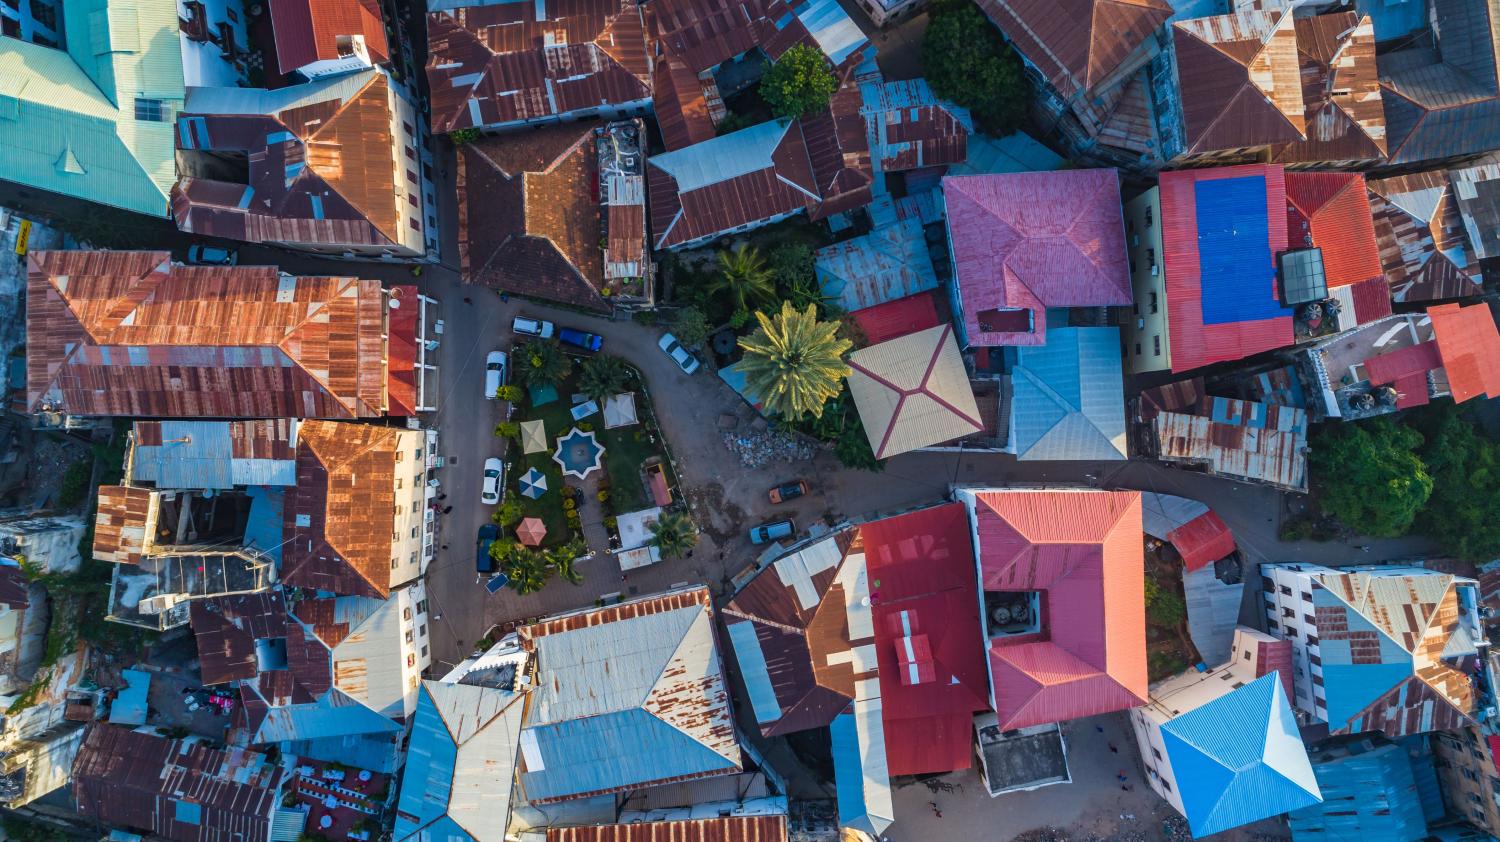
[967,490,1146,729]
[1429,302,1500,403]
[861,504,989,775]
[943,170,1130,347]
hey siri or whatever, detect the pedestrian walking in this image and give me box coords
[463,297,473,305]
[1095,725,1105,734]
[438,493,448,501]
[1108,743,1119,754]
[929,802,942,819]
[442,505,453,514]
[440,544,449,550]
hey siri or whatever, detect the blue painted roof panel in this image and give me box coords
[395,687,459,840]
[1195,176,1292,327]
[1288,741,1427,841]
[1010,327,1127,461]
[831,711,867,828]
[726,621,782,725]
[109,668,151,725]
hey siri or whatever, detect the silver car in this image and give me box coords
[658,332,700,374]
[481,458,504,505]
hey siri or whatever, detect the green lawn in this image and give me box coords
[506,389,581,547]
[599,425,654,511]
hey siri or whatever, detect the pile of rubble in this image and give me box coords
[721,429,815,468]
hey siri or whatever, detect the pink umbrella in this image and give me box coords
[516,517,547,547]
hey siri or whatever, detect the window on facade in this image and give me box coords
[389,557,398,569]
[403,121,414,136]
[405,146,415,161]
[407,169,417,185]
[1146,248,1156,267]
[1161,779,1171,792]
[1301,592,1312,601]
[1148,291,1158,314]
[421,645,428,657]
[403,607,412,620]
[1279,585,1291,596]
[395,478,402,489]
[417,600,428,613]
[1145,206,1153,227]
[395,451,404,462]
[1134,343,1142,356]
[135,98,165,122]
[1152,335,1161,356]
[1282,606,1295,617]
[1151,747,1161,760]
[404,630,414,643]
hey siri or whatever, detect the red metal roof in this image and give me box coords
[386,284,418,416]
[1166,510,1235,571]
[851,291,941,345]
[968,490,1146,729]
[1284,172,1384,290]
[861,504,989,775]
[270,0,389,76]
[1160,165,1293,373]
[1364,340,1442,386]
[548,816,787,842]
[944,170,1130,346]
[1429,302,1500,403]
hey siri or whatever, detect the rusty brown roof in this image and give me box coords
[270,0,390,76]
[547,816,788,842]
[1172,10,1306,156]
[975,0,1171,100]
[653,58,719,151]
[426,0,652,133]
[280,421,408,599]
[647,0,865,77]
[457,126,611,312]
[1367,170,1484,303]
[27,251,389,420]
[803,74,873,222]
[174,72,406,250]
[190,592,335,696]
[93,486,158,566]
[72,724,288,842]
[1271,13,1386,165]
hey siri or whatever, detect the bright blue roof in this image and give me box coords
[1009,327,1128,461]
[1195,176,1292,327]
[244,487,284,565]
[283,732,400,775]
[395,686,463,841]
[520,708,739,802]
[1288,741,1429,841]
[1161,673,1321,837]
[831,711,867,828]
[109,668,151,725]
[1311,583,1416,731]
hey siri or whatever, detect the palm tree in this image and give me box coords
[649,511,698,560]
[546,539,588,585]
[710,244,775,315]
[578,355,631,402]
[737,301,852,419]
[517,340,574,388]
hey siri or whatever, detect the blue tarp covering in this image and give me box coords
[1195,176,1291,326]
[244,486,284,565]
[830,711,868,828]
[109,668,151,726]
[726,622,782,724]
[1288,740,1428,841]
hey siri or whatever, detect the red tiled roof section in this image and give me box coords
[271,0,389,76]
[457,127,610,312]
[1364,340,1442,386]
[1284,172,1384,289]
[1172,11,1306,156]
[970,490,1147,729]
[1429,302,1500,403]
[1166,510,1235,571]
[425,0,651,133]
[280,421,407,599]
[1272,13,1385,164]
[973,0,1171,100]
[26,251,389,419]
[547,816,788,842]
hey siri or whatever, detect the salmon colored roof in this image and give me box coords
[1284,172,1383,289]
[963,489,1146,729]
[1429,302,1500,403]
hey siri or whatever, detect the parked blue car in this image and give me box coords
[558,327,603,353]
[748,519,795,545]
[476,523,499,575]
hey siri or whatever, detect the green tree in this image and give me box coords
[649,511,699,559]
[579,355,631,402]
[1309,417,1433,538]
[761,44,838,118]
[1415,409,1500,560]
[834,407,883,472]
[449,127,481,145]
[922,3,1030,135]
[495,384,524,402]
[1144,576,1186,628]
[494,421,520,440]
[492,541,549,594]
[673,306,711,348]
[547,539,588,585]
[737,301,852,419]
[711,244,776,316]
[491,499,524,528]
[767,243,837,317]
[515,340,574,389]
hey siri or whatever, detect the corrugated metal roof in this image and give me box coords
[1451,154,1500,260]
[93,486,158,566]
[1271,13,1386,165]
[944,170,1130,347]
[1153,409,1307,489]
[1367,170,1482,303]
[816,217,938,314]
[132,420,299,490]
[1160,673,1321,837]
[27,251,390,419]
[1008,326,1128,461]
[72,724,289,842]
[546,816,788,842]
[0,0,183,218]
[1378,0,1500,165]
[959,489,1147,729]
[1289,740,1428,841]
[647,0,867,77]
[1284,172,1386,311]
[846,325,983,459]
[517,588,742,803]
[394,681,526,842]
[1167,511,1235,572]
[973,0,1171,101]
[849,292,941,345]
[1306,567,1479,737]
[269,0,389,76]
[859,76,972,173]
[1159,165,1294,373]
[1429,301,1500,403]
[425,0,651,133]
[108,669,151,726]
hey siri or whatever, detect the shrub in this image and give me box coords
[562,498,577,511]
[596,490,610,503]
[494,421,520,440]
[761,45,838,118]
[449,127,481,145]
[922,2,1031,135]
[578,421,595,432]
[56,459,93,509]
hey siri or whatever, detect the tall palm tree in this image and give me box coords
[649,511,698,559]
[710,244,775,315]
[737,301,852,419]
[546,539,588,585]
[517,340,574,389]
[578,355,631,402]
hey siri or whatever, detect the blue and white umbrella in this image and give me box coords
[518,466,549,499]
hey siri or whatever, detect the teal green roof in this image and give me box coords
[0,0,183,217]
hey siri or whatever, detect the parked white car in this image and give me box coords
[512,316,555,339]
[484,351,507,399]
[658,332,701,374]
[481,458,504,505]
